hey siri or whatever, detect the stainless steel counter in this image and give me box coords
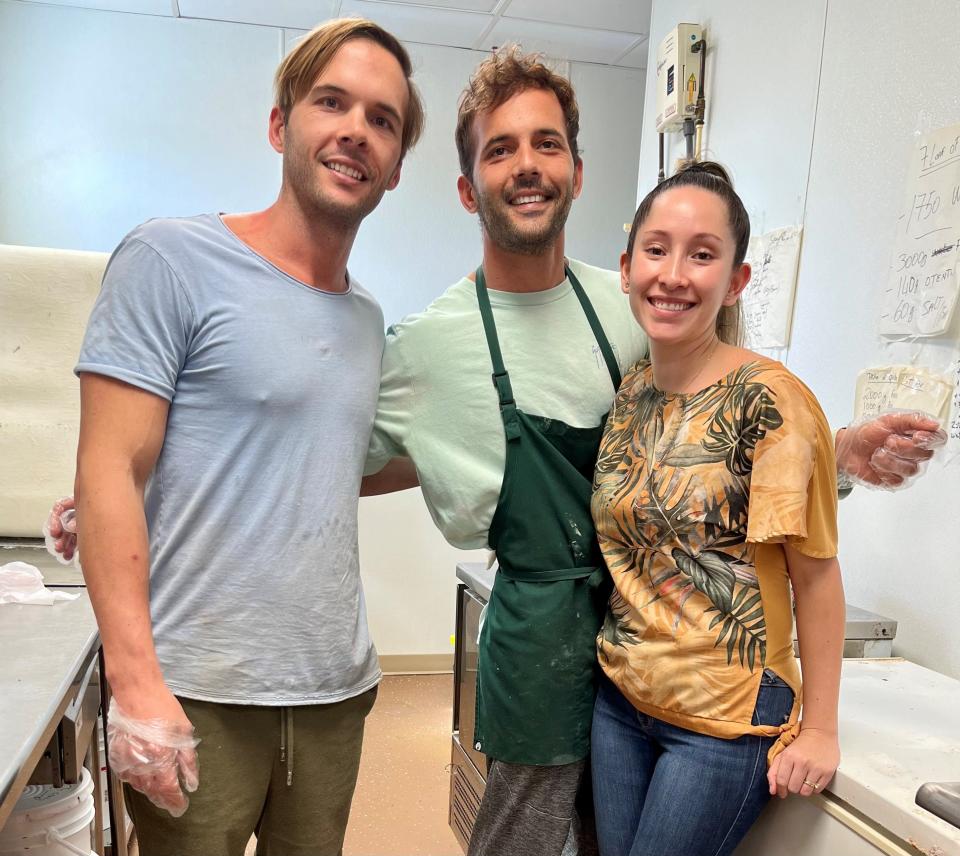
[0,587,99,828]
[455,562,494,603]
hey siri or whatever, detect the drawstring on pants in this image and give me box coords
[279,707,295,787]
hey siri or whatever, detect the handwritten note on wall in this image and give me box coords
[854,365,952,421]
[880,122,960,337]
[742,226,802,348]
[950,362,960,447]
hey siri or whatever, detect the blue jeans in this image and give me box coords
[591,672,794,856]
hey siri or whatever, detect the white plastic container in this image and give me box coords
[0,767,95,856]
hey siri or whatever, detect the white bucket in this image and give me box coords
[0,767,96,856]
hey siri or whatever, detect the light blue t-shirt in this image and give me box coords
[76,214,384,705]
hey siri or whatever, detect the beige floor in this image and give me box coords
[231,674,459,856]
[343,674,460,856]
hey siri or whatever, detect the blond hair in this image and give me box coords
[275,18,425,159]
[455,46,580,181]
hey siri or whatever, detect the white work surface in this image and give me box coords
[826,658,959,853]
[0,591,99,826]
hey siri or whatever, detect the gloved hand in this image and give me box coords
[42,497,78,566]
[836,411,947,490]
[107,697,201,818]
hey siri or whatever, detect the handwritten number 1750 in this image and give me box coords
[906,190,940,234]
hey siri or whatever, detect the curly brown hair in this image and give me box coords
[455,46,581,181]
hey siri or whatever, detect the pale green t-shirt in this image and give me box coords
[365,259,649,549]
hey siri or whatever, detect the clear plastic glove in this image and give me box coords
[836,411,947,490]
[43,496,79,567]
[107,697,200,818]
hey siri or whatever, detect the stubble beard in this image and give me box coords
[475,179,574,256]
[283,140,387,232]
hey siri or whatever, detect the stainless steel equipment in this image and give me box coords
[449,583,487,852]
[26,649,99,789]
[793,604,898,658]
[916,782,960,831]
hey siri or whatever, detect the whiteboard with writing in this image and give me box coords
[879,122,960,337]
[742,226,802,348]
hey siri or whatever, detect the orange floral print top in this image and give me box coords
[591,358,838,753]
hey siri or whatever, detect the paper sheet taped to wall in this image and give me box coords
[949,362,960,447]
[879,122,960,337]
[742,226,802,349]
[854,365,952,421]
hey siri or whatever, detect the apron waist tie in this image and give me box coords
[497,564,601,583]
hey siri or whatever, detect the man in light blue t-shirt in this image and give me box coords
[64,19,424,856]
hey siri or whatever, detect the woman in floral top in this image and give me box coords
[589,162,845,856]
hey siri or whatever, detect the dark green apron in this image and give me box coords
[473,264,621,766]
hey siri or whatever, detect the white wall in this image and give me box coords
[637,3,826,232]
[639,0,960,679]
[0,0,645,656]
[281,30,645,324]
[0,2,281,250]
[565,61,646,268]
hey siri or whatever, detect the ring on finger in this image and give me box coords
[803,779,820,790]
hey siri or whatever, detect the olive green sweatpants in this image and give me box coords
[125,687,377,856]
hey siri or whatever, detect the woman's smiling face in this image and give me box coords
[621,185,750,347]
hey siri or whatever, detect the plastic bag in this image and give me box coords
[0,561,80,605]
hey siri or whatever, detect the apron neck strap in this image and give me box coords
[566,266,622,390]
[475,266,515,410]
[474,263,623,416]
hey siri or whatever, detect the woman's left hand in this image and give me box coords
[768,727,840,799]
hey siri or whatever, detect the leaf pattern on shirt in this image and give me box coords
[592,362,784,672]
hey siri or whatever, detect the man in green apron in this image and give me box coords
[361,47,943,856]
[364,48,643,855]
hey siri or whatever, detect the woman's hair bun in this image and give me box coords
[678,160,733,186]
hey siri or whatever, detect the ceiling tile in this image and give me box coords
[377,0,500,11]
[15,0,174,14]
[614,37,649,69]
[178,0,339,29]
[337,1,492,48]
[284,29,309,55]
[504,0,651,35]
[480,17,640,65]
